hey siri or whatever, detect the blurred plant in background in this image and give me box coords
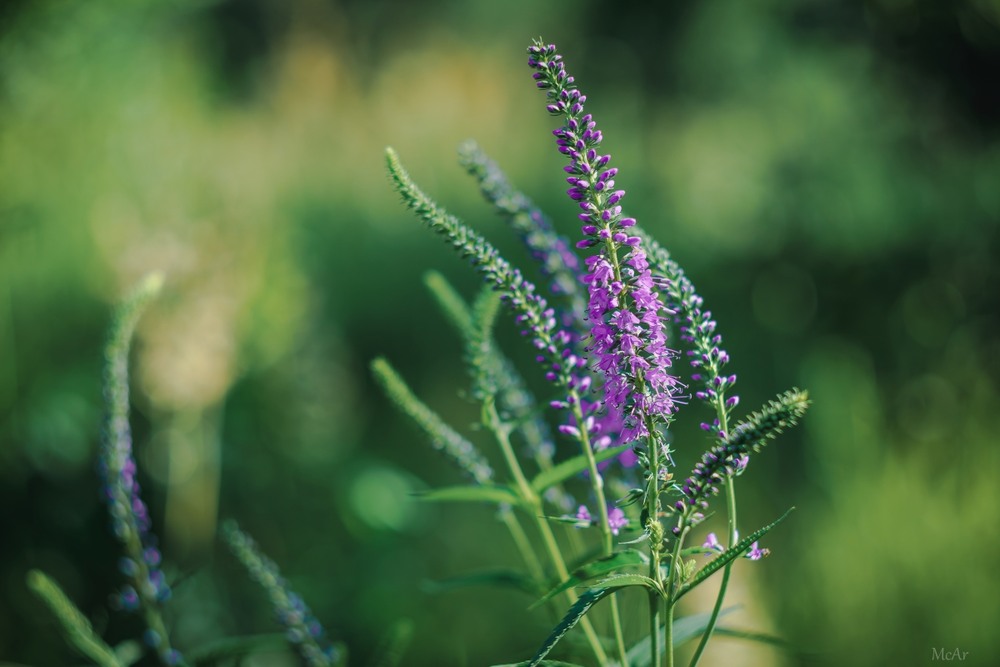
[2,0,999,665]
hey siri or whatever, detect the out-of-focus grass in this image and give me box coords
[2,1,998,665]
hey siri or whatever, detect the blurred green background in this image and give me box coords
[2,0,998,665]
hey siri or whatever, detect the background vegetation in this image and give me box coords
[2,0,998,665]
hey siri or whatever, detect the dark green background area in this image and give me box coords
[2,1,998,665]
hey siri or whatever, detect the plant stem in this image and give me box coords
[645,419,664,667]
[499,507,545,584]
[663,525,686,667]
[570,396,630,667]
[687,398,736,667]
[485,401,609,666]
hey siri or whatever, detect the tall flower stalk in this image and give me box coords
[528,39,684,667]
[99,273,182,667]
[383,38,809,667]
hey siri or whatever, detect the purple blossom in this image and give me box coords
[702,532,725,554]
[746,541,770,561]
[528,41,681,446]
[608,507,629,536]
[574,505,592,528]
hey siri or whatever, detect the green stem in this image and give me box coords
[570,396,630,667]
[486,401,609,666]
[687,397,736,667]
[663,521,687,667]
[499,507,545,584]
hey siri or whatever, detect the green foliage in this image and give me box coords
[532,550,648,609]
[371,356,494,485]
[422,569,542,596]
[676,507,796,602]
[369,619,413,667]
[416,484,522,506]
[526,588,615,667]
[625,608,739,667]
[529,444,632,495]
[26,570,125,667]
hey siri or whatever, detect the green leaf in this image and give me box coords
[187,634,287,666]
[590,573,661,595]
[675,507,795,602]
[531,550,647,609]
[370,619,414,667]
[424,270,473,336]
[417,484,522,506]
[626,607,740,667]
[527,588,613,667]
[26,570,125,667]
[491,661,587,667]
[530,444,632,495]
[423,569,541,596]
[714,627,789,648]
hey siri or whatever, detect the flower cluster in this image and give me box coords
[223,522,340,667]
[387,148,586,397]
[574,504,630,535]
[702,533,769,560]
[459,140,587,330]
[371,357,494,485]
[98,275,181,666]
[528,41,680,445]
[675,388,810,533]
[638,229,739,436]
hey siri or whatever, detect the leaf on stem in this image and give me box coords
[416,484,523,506]
[674,507,795,602]
[26,570,125,667]
[625,607,740,667]
[422,569,541,596]
[526,588,613,667]
[529,444,632,495]
[531,550,648,609]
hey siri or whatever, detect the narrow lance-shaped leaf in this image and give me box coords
[424,270,474,334]
[625,607,740,667]
[532,549,648,609]
[371,357,494,485]
[530,443,632,495]
[491,661,587,667]
[526,588,614,667]
[423,568,541,596]
[675,508,795,602]
[417,484,522,506]
[26,570,125,667]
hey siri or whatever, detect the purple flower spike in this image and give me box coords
[528,40,681,445]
